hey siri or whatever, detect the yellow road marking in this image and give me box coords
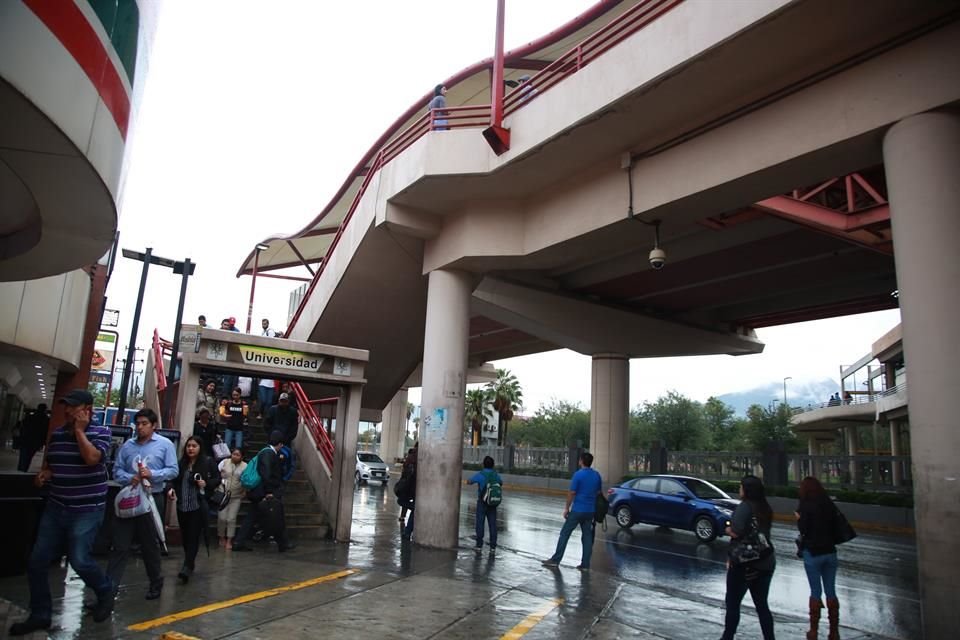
[500,598,563,639]
[127,569,358,631]
[159,633,202,640]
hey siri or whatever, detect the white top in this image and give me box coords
[259,378,275,387]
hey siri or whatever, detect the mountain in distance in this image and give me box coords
[716,378,839,416]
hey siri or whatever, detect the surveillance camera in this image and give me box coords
[649,247,666,270]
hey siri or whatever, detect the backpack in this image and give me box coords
[240,446,272,490]
[594,492,609,530]
[481,470,502,507]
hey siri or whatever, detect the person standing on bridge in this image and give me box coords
[428,83,448,130]
[541,452,602,571]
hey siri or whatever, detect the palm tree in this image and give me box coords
[464,388,493,446]
[486,369,523,446]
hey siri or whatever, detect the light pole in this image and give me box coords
[246,243,270,333]
[117,248,196,427]
[783,376,792,408]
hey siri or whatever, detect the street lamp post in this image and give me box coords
[246,243,270,333]
[783,376,792,408]
[116,248,196,427]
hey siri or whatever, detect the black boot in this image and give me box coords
[145,578,163,600]
[9,618,52,636]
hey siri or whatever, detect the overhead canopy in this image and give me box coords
[235,0,634,278]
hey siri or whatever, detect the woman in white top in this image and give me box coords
[217,448,247,549]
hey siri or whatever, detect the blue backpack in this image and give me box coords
[240,447,273,490]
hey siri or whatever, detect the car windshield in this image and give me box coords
[358,453,384,463]
[676,478,730,500]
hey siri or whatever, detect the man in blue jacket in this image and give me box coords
[542,452,602,571]
[467,456,502,551]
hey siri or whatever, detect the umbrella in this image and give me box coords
[136,457,168,553]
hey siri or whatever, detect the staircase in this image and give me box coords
[217,417,331,540]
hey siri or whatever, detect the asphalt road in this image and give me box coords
[446,483,920,640]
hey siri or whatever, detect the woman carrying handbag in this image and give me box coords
[217,448,247,549]
[167,436,221,584]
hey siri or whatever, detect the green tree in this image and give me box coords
[638,390,708,451]
[742,402,798,451]
[486,369,523,446]
[703,396,739,451]
[511,400,589,447]
[464,387,493,445]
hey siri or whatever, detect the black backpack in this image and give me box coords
[594,492,610,530]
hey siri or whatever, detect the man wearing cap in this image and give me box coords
[232,430,294,552]
[109,408,178,600]
[227,317,239,332]
[9,390,115,635]
[264,392,298,445]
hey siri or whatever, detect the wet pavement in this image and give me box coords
[0,481,918,639]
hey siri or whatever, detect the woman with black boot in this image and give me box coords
[168,436,221,584]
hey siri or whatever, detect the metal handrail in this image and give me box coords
[290,381,335,468]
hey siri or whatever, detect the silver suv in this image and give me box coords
[356,452,389,485]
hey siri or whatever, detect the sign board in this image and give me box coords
[91,331,118,374]
[239,344,323,374]
[90,372,112,385]
[102,308,119,327]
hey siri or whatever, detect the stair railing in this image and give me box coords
[291,382,335,468]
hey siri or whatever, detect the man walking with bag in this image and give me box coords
[467,455,502,551]
[542,452,602,571]
[232,430,294,552]
[9,390,115,635]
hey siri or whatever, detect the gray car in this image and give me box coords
[356,452,390,485]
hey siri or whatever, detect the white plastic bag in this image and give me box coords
[115,483,153,519]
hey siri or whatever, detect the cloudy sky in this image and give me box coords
[108,0,900,412]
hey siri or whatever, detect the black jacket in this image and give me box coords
[249,445,284,499]
[265,405,299,443]
[797,495,838,556]
[170,455,222,513]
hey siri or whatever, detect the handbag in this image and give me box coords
[208,487,231,511]
[115,483,153,519]
[832,503,857,544]
[213,437,230,460]
[729,516,772,564]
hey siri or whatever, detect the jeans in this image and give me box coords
[548,511,595,567]
[107,492,164,588]
[225,428,243,451]
[475,500,497,548]
[27,502,113,621]
[802,550,838,599]
[258,386,274,414]
[722,564,776,640]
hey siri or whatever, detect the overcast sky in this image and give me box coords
[107,1,901,412]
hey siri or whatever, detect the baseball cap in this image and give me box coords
[59,389,94,406]
[268,430,285,446]
[228,317,236,324]
[278,392,290,401]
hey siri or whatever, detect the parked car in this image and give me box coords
[356,452,390,485]
[606,474,739,542]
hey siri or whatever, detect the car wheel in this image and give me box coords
[694,515,717,542]
[615,504,634,529]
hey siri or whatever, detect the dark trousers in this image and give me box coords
[27,503,112,621]
[178,508,205,570]
[722,564,776,640]
[17,443,42,472]
[107,492,164,588]
[475,500,497,548]
[234,497,288,548]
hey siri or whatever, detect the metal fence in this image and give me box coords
[666,451,765,483]
[787,454,912,491]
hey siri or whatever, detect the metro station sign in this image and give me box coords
[239,344,323,374]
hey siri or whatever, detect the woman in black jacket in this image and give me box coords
[721,475,776,640]
[796,476,840,640]
[167,436,221,584]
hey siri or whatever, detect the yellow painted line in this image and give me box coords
[128,569,358,631]
[500,598,563,640]
[159,632,202,640]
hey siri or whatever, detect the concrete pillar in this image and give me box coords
[415,270,471,548]
[845,425,860,487]
[589,353,629,487]
[174,361,201,454]
[380,387,408,464]
[889,420,903,487]
[884,110,960,638]
[330,384,362,542]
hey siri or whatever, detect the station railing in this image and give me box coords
[291,381,335,468]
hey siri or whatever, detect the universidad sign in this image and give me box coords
[239,344,323,374]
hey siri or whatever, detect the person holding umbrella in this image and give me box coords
[109,408,178,600]
[167,436,220,584]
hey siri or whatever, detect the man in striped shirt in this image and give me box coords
[9,389,115,636]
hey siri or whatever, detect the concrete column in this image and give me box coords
[889,420,903,487]
[845,425,860,487]
[590,353,629,487]
[329,385,362,542]
[884,110,960,638]
[415,270,471,548]
[174,360,201,454]
[380,387,409,464]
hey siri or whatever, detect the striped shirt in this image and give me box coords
[47,424,112,512]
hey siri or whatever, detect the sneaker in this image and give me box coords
[9,618,52,636]
[541,559,560,567]
[92,589,116,623]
